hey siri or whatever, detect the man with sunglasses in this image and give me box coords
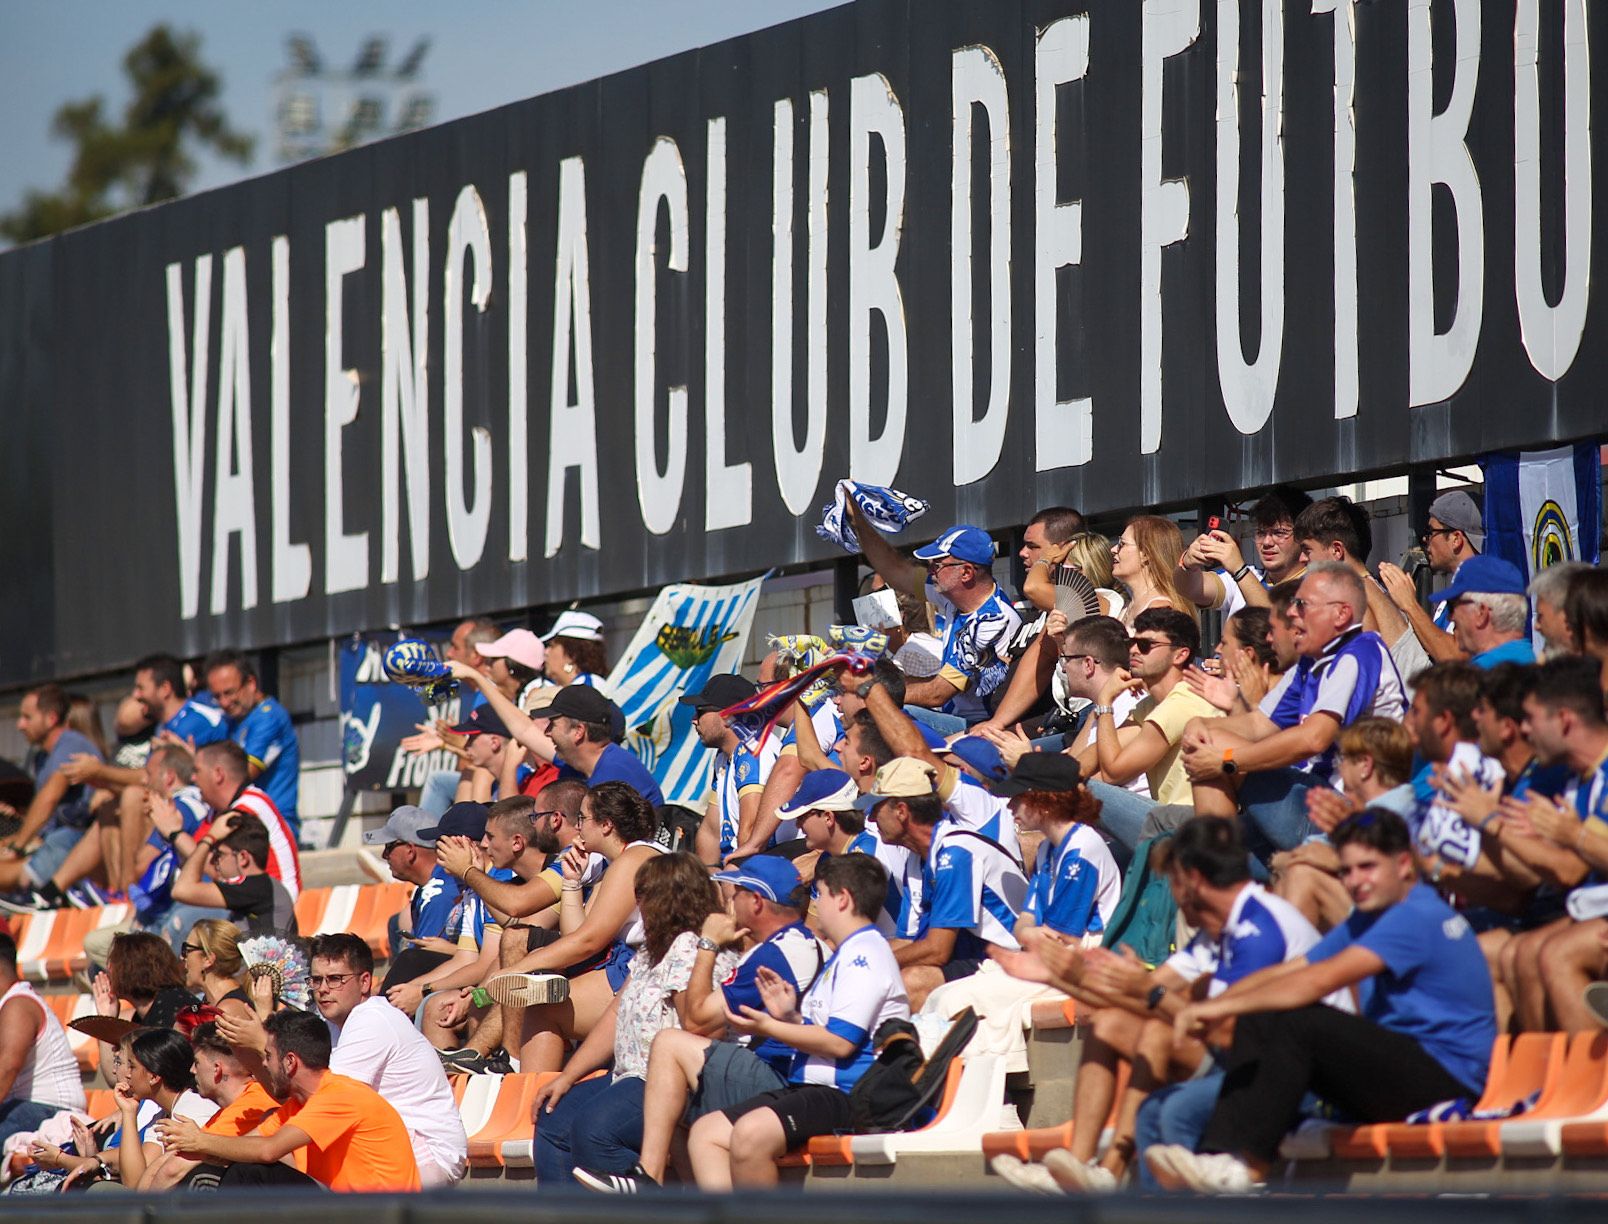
[846,506,1020,728]
[1184,562,1405,858]
[1078,609,1221,851]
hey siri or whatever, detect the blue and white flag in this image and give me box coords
[816,479,930,553]
[1482,444,1601,580]
[605,575,769,807]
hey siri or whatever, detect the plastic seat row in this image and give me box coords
[292,882,411,957]
[7,904,129,982]
[1284,1031,1608,1170]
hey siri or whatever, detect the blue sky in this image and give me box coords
[0,1,847,239]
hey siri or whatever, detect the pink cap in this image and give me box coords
[477,628,546,672]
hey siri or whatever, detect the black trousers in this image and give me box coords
[1199,1005,1474,1163]
[217,1162,324,1190]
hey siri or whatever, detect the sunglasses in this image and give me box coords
[925,560,966,573]
[1129,638,1173,655]
[180,942,206,956]
[382,841,405,856]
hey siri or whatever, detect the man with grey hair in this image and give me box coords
[1183,560,1406,859]
[1530,561,1593,658]
[1440,556,1536,668]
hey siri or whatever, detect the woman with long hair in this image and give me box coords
[1023,530,1128,623]
[1179,605,1285,717]
[531,852,733,1189]
[483,782,668,1072]
[1111,516,1196,628]
[179,920,254,1020]
[65,695,109,761]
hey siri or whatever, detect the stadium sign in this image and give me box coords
[1,0,1603,683]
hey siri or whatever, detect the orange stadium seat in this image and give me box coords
[1497,1031,1608,1156]
[349,883,412,958]
[293,887,332,935]
[466,1072,549,1168]
[84,1089,117,1119]
[1435,1031,1582,1159]
[982,1058,1130,1163]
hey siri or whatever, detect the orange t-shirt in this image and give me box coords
[257,1072,420,1192]
[204,1081,278,1136]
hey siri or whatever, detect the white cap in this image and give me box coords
[541,610,605,643]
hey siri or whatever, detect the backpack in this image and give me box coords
[654,804,703,854]
[847,1007,979,1133]
[1100,833,1178,966]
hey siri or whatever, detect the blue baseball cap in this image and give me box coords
[1438,555,1527,603]
[713,856,803,905]
[776,769,860,819]
[943,735,1009,784]
[912,525,996,567]
[914,721,949,751]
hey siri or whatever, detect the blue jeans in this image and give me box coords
[156,903,232,954]
[903,706,969,738]
[419,770,462,819]
[1086,781,1156,852]
[534,1074,646,1184]
[1236,768,1317,863]
[25,826,86,889]
[1134,1068,1224,1190]
[0,1098,67,1146]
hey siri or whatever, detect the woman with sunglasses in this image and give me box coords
[179,919,254,1022]
[1111,517,1196,630]
[483,782,668,1072]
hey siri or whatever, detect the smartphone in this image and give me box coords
[1207,515,1222,532]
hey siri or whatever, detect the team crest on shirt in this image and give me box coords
[1443,916,1471,941]
[936,848,956,871]
[851,955,869,969]
[736,757,756,786]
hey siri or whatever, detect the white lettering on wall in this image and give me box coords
[634,138,691,536]
[1514,0,1591,381]
[211,246,259,613]
[546,156,602,557]
[508,171,530,562]
[443,184,494,570]
[324,214,369,595]
[770,94,831,517]
[1214,0,1286,435]
[1140,0,1200,453]
[165,255,211,621]
[849,72,908,486]
[1313,0,1359,419]
[704,116,753,532]
[1034,15,1092,471]
[1408,0,1484,406]
[952,45,1013,487]
[270,236,311,603]
[379,199,431,584]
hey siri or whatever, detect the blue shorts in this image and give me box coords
[601,940,636,991]
[26,825,85,888]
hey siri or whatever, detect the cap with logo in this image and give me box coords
[450,704,511,739]
[542,685,619,727]
[1437,554,1527,602]
[912,525,996,567]
[854,757,939,813]
[1428,490,1485,552]
[992,752,1084,798]
[713,855,803,905]
[678,673,759,714]
[419,801,491,844]
[477,629,546,672]
[361,804,437,847]
[776,769,860,819]
[542,611,606,643]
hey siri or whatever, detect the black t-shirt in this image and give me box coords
[216,873,297,937]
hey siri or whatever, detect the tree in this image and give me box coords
[0,25,253,244]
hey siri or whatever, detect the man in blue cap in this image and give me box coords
[1439,555,1535,668]
[448,706,525,802]
[779,768,915,937]
[845,504,1021,729]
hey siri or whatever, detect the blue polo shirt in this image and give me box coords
[1471,638,1536,669]
[231,696,300,833]
[558,743,665,807]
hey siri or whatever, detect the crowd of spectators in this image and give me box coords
[0,487,1606,1196]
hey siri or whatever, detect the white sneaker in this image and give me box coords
[1043,1149,1118,1193]
[989,1155,1063,1195]
[483,972,571,1007]
[1143,1145,1261,1194]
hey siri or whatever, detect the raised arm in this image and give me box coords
[844,501,926,601]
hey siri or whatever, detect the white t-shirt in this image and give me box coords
[1414,741,1505,869]
[793,925,910,1091]
[329,995,469,1177]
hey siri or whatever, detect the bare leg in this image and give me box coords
[419,993,465,1051]
[468,1006,502,1056]
[1479,929,1514,1033]
[1189,778,1239,820]
[496,926,529,1062]
[1511,919,1571,1032]
[1540,920,1608,1033]
[1071,1009,1142,1163]
[639,1029,710,1183]
[116,785,152,891]
[901,965,945,1011]
[687,1111,736,1193]
[728,1107,788,1188]
[518,968,613,1072]
[50,830,106,893]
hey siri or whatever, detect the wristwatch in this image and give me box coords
[695,937,718,953]
[1221,748,1237,776]
[1091,704,1115,718]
